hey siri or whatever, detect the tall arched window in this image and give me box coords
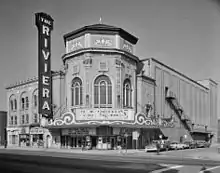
[14,99,17,110]
[10,100,13,111]
[9,94,16,111]
[94,75,112,108]
[21,98,25,110]
[71,77,83,106]
[123,79,132,107]
[25,97,29,109]
[33,89,38,108]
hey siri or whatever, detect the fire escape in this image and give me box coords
[165,88,193,133]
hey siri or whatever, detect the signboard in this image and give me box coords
[35,13,54,119]
[75,109,134,121]
[90,35,116,48]
[120,38,133,54]
[67,36,85,53]
[30,127,44,134]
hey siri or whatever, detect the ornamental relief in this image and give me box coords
[47,109,175,128]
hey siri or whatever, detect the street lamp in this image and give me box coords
[124,133,128,154]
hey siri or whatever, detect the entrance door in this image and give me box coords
[91,136,96,149]
[110,137,115,149]
[46,135,50,148]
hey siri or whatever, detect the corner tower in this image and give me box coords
[62,23,140,112]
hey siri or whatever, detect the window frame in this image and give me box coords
[123,79,132,108]
[94,75,112,108]
[71,77,83,107]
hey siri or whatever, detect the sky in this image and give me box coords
[0,0,220,111]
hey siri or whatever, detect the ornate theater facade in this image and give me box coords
[6,24,218,149]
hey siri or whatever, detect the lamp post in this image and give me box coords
[124,133,128,154]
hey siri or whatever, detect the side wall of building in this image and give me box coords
[0,111,7,145]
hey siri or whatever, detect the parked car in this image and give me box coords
[145,141,157,152]
[196,140,206,148]
[181,142,189,149]
[204,141,211,148]
[170,141,184,150]
[145,140,171,152]
[196,140,211,148]
[184,141,196,149]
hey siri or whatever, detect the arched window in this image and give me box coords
[94,75,112,108]
[25,97,29,109]
[14,99,17,110]
[71,77,83,106]
[34,95,38,107]
[123,79,132,107]
[21,98,25,110]
[10,100,13,111]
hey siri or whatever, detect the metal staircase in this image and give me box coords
[166,90,193,132]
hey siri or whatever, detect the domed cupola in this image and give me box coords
[62,23,139,62]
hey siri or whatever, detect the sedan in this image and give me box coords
[170,141,184,150]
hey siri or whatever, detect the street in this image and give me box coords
[0,147,220,173]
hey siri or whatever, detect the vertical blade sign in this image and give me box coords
[35,13,54,120]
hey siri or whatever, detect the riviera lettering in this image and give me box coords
[36,13,53,118]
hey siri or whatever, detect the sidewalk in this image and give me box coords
[2,145,220,161]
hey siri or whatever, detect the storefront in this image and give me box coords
[7,128,20,146]
[30,127,44,147]
[19,127,30,147]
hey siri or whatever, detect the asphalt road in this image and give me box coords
[0,149,220,173]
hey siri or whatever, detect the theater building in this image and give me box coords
[6,24,218,149]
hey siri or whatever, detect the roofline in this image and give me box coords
[63,24,138,45]
[62,47,140,63]
[5,70,65,90]
[149,58,209,90]
[137,74,156,83]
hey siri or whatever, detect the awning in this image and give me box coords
[190,129,212,134]
[159,128,193,142]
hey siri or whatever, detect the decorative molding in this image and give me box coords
[47,110,175,128]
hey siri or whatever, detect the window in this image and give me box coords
[33,114,38,123]
[14,116,17,125]
[26,114,29,124]
[21,115,25,124]
[71,77,83,106]
[34,95,38,107]
[25,97,29,109]
[10,116,13,125]
[94,75,112,108]
[99,61,108,71]
[10,100,13,111]
[21,98,25,110]
[123,79,132,107]
[14,99,17,110]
